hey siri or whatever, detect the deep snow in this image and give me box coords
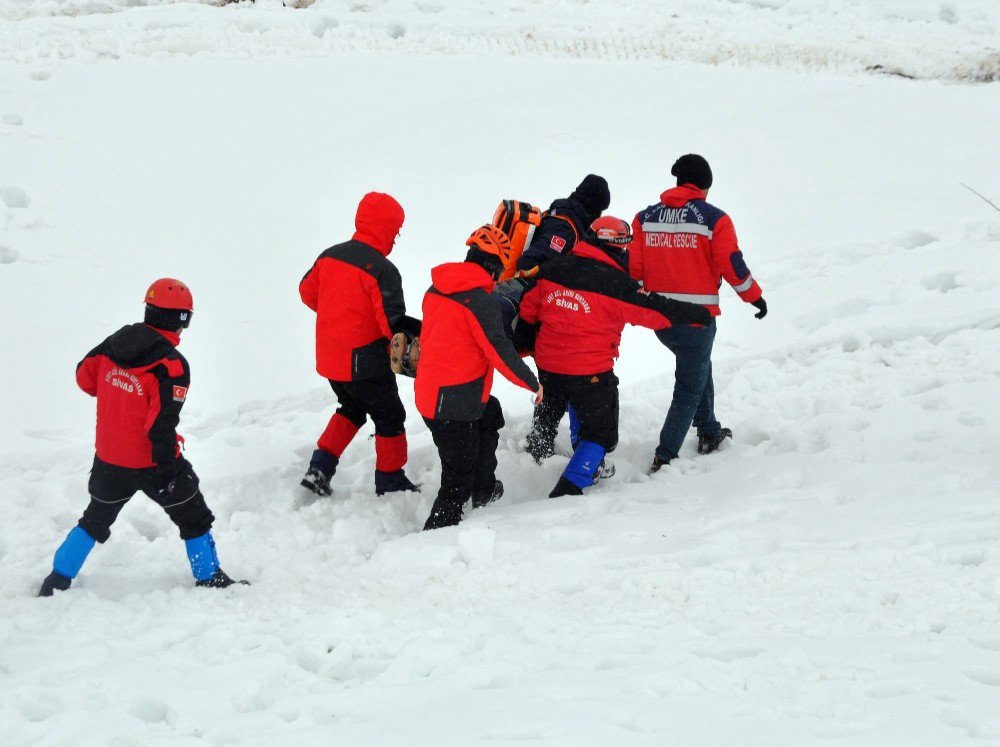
[2,4,1000,746]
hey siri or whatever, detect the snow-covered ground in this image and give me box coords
[2,3,1000,745]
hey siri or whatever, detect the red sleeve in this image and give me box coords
[299,262,320,312]
[519,284,541,325]
[711,215,762,303]
[75,354,99,397]
[629,214,645,283]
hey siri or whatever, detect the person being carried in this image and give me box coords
[416,226,542,530]
[631,154,768,471]
[299,192,422,497]
[519,222,711,498]
[38,279,246,596]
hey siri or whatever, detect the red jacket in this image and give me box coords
[76,323,188,471]
[630,184,762,316]
[300,193,408,381]
[520,241,679,375]
[415,262,539,420]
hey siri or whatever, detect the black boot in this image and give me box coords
[38,571,72,597]
[423,497,464,530]
[649,453,671,474]
[301,449,338,496]
[375,469,420,496]
[548,477,584,499]
[471,479,504,509]
[698,427,733,455]
[196,569,250,589]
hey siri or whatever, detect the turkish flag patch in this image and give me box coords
[549,235,567,253]
[172,385,188,402]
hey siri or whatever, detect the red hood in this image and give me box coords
[660,184,707,208]
[573,240,626,271]
[353,192,405,256]
[431,262,494,294]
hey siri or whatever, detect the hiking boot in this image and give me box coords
[698,427,733,455]
[196,569,250,589]
[471,479,504,509]
[300,467,333,497]
[649,454,672,474]
[375,469,420,496]
[423,497,463,530]
[38,571,72,597]
[548,476,584,499]
[596,459,616,480]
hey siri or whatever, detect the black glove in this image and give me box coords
[662,298,712,327]
[154,458,199,504]
[751,298,768,319]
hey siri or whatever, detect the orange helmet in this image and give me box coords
[466,225,512,268]
[145,278,193,311]
[144,278,193,330]
[591,216,632,246]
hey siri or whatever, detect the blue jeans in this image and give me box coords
[654,321,720,461]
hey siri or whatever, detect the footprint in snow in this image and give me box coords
[965,668,1000,688]
[2,113,22,126]
[0,185,30,209]
[896,230,937,250]
[29,71,50,81]
[0,245,18,264]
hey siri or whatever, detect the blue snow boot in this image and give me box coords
[186,532,248,588]
[549,440,606,498]
[301,449,338,496]
[39,526,97,596]
[375,469,420,496]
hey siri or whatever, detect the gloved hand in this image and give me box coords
[662,298,712,326]
[155,458,199,505]
[751,298,768,319]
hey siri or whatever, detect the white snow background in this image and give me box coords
[1,1,1000,745]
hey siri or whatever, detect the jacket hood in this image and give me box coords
[106,324,177,366]
[660,184,707,208]
[431,261,494,294]
[573,240,628,272]
[353,192,405,256]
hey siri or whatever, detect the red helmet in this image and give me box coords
[144,278,193,330]
[591,216,632,246]
[145,278,193,311]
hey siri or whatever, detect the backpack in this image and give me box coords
[491,200,543,280]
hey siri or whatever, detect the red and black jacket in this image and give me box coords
[415,262,539,421]
[76,323,189,473]
[300,193,415,382]
[520,241,682,376]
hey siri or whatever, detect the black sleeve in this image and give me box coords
[377,262,407,333]
[467,291,539,393]
[516,217,577,273]
[148,353,190,476]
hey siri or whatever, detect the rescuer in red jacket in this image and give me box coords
[631,155,768,471]
[416,225,542,530]
[38,279,246,596]
[299,192,422,498]
[520,228,711,498]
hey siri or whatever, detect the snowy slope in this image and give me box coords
[2,7,1000,747]
[1,0,999,81]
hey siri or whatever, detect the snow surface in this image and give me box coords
[2,3,1000,745]
[0,0,999,81]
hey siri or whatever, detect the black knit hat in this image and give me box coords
[671,154,713,190]
[570,174,611,217]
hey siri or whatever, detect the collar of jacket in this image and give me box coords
[572,240,627,271]
[146,325,181,347]
[660,183,707,207]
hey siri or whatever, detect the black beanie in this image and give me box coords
[671,154,713,190]
[465,247,503,280]
[570,174,611,217]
